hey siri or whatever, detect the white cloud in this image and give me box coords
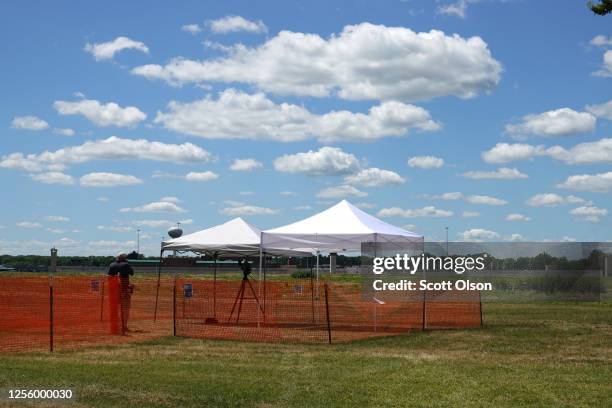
[133,219,193,229]
[557,171,612,193]
[97,197,109,202]
[585,100,612,120]
[0,136,213,173]
[80,172,143,187]
[53,128,75,136]
[525,193,589,207]
[87,240,136,252]
[377,206,453,218]
[437,0,482,18]
[462,211,480,217]
[120,198,186,213]
[593,50,612,77]
[97,225,133,232]
[569,206,608,222]
[590,35,612,47]
[132,23,501,102]
[458,228,500,241]
[239,191,254,196]
[30,172,75,185]
[316,185,367,198]
[230,158,263,172]
[219,204,278,216]
[465,195,507,205]
[354,202,377,209]
[407,156,444,169]
[482,142,544,164]
[160,196,180,204]
[208,16,267,34]
[182,24,202,34]
[185,171,219,182]
[505,108,596,137]
[84,36,149,61]
[293,205,311,210]
[54,98,146,127]
[11,115,49,131]
[154,89,439,142]
[274,147,361,176]
[17,221,42,229]
[506,213,531,221]
[507,233,524,242]
[344,168,405,187]
[44,216,69,222]
[482,138,612,165]
[280,191,297,196]
[462,167,528,180]
[46,228,66,234]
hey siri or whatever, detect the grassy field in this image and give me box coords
[0,301,610,407]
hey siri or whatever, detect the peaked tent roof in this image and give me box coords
[162,217,310,257]
[262,200,423,252]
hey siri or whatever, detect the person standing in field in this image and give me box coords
[107,253,134,334]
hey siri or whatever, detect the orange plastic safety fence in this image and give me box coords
[0,275,482,351]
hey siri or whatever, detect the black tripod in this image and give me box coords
[228,259,264,323]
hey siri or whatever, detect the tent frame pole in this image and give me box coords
[154,247,164,322]
[258,232,263,328]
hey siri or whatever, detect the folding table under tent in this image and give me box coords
[260,200,424,284]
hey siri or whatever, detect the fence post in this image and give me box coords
[49,285,54,352]
[173,277,177,337]
[479,290,483,327]
[421,289,426,331]
[324,283,332,344]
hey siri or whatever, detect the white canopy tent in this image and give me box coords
[162,217,311,257]
[260,200,423,284]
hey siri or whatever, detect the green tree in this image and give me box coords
[589,0,612,15]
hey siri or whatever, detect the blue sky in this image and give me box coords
[1,0,611,255]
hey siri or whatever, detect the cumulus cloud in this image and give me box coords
[525,193,589,207]
[133,219,193,229]
[0,136,213,173]
[84,36,149,61]
[230,158,263,172]
[274,147,361,176]
[30,172,75,185]
[316,185,367,198]
[80,172,143,187]
[182,24,202,34]
[585,100,612,120]
[54,98,146,127]
[377,206,453,218]
[458,228,500,241]
[557,171,612,193]
[120,197,186,213]
[208,16,267,34]
[17,221,43,229]
[184,171,219,182]
[53,128,75,136]
[482,138,612,165]
[462,167,528,180]
[154,89,439,142]
[11,115,49,131]
[465,195,507,205]
[421,192,505,205]
[506,213,531,221]
[344,168,405,187]
[505,108,596,137]
[97,225,133,232]
[590,35,612,47]
[219,203,278,216]
[44,216,70,222]
[569,206,608,223]
[593,50,612,78]
[132,23,501,102]
[462,211,480,217]
[407,156,444,169]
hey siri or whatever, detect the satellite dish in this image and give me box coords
[168,222,183,239]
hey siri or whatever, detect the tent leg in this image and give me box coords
[258,234,263,328]
[213,257,217,319]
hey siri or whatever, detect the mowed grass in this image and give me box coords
[0,302,610,408]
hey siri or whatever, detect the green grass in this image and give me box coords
[0,301,611,407]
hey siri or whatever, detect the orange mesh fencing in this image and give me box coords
[0,274,482,351]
